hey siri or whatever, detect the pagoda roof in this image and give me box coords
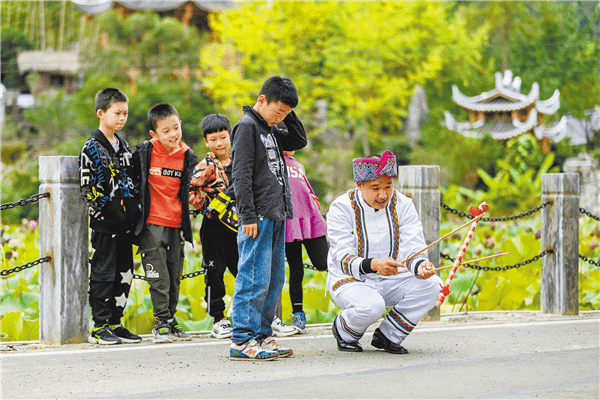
[445,109,570,142]
[452,70,560,114]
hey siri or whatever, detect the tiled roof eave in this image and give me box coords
[535,116,568,142]
[452,84,539,112]
[535,90,561,115]
[445,111,536,140]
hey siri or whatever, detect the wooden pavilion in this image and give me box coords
[72,0,233,32]
[444,70,568,146]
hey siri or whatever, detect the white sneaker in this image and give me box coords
[211,318,232,339]
[271,317,298,337]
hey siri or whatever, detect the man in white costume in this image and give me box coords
[327,151,443,354]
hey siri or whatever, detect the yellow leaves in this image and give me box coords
[201,1,491,146]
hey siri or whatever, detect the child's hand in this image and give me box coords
[242,223,258,238]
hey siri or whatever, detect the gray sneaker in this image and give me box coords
[152,320,173,343]
[230,339,279,361]
[261,336,293,358]
[169,318,192,341]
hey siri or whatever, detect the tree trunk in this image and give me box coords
[29,2,36,45]
[24,1,31,35]
[6,2,11,29]
[59,0,66,50]
[361,117,370,156]
[39,1,46,50]
[15,2,22,31]
[502,14,509,71]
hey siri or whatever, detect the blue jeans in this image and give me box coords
[231,217,286,345]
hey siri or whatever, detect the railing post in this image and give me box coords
[541,173,580,315]
[39,156,89,344]
[397,165,440,321]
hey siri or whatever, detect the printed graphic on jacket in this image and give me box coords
[260,133,284,186]
[80,138,134,218]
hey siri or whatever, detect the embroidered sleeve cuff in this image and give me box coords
[359,258,374,274]
[409,257,428,278]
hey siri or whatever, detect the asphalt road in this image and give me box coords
[1,312,599,399]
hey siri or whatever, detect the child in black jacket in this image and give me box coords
[229,76,307,360]
[79,88,142,345]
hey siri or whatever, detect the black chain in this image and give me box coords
[1,256,52,277]
[579,254,600,268]
[440,202,552,222]
[181,269,206,280]
[133,264,320,281]
[1,193,50,211]
[580,208,600,222]
[440,250,554,271]
[133,269,206,281]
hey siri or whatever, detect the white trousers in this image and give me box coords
[330,273,443,345]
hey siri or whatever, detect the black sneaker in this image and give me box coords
[152,320,173,344]
[88,325,122,345]
[112,325,142,343]
[169,318,192,341]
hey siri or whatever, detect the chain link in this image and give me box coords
[441,201,552,222]
[580,207,600,222]
[440,250,554,271]
[579,254,600,268]
[133,269,206,281]
[1,193,51,211]
[1,256,52,277]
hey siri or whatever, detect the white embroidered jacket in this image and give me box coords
[326,188,429,292]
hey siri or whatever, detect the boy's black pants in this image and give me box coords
[285,235,329,314]
[89,231,134,327]
[200,216,238,322]
[138,224,184,322]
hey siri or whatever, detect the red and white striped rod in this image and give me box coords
[436,202,488,307]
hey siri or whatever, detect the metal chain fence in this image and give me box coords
[1,193,53,277]
[580,207,600,222]
[579,254,600,268]
[440,201,552,222]
[1,192,50,211]
[132,263,320,281]
[1,256,53,277]
[440,250,554,271]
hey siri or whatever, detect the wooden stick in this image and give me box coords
[400,212,486,265]
[433,253,509,271]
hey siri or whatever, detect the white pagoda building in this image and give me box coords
[445,70,570,143]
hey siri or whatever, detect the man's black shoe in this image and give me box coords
[371,328,408,354]
[332,317,363,352]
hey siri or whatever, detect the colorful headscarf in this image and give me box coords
[352,150,398,182]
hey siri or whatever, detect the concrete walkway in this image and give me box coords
[1,311,599,399]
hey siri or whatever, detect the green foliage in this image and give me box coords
[0,161,40,224]
[70,10,214,146]
[204,1,489,144]
[442,134,560,215]
[1,29,32,90]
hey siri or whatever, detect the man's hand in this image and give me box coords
[242,223,258,238]
[417,261,436,279]
[371,257,407,276]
